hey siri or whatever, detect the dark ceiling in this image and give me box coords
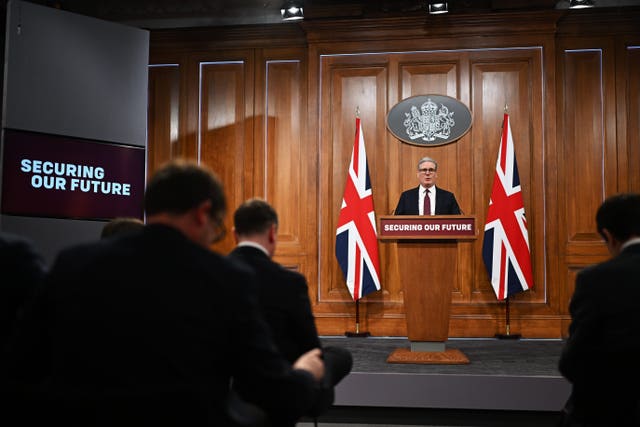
[25,0,640,29]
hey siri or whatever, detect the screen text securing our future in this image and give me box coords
[20,159,132,196]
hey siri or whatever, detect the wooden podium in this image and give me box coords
[378,215,478,364]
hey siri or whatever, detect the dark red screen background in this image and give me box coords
[1,129,145,220]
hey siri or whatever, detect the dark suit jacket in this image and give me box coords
[0,232,46,346]
[4,225,316,426]
[228,245,321,364]
[394,185,461,215]
[229,245,353,425]
[558,242,640,426]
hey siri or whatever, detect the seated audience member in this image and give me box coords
[3,160,324,426]
[100,216,145,239]
[558,193,640,427]
[0,231,46,347]
[230,198,353,426]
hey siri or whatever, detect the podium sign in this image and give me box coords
[378,215,477,364]
[379,215,476,240]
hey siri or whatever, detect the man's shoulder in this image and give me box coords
[436,186,455,196]
[231,247,306,286]
[400,186,419,197]
[576,255,634,284]
[404,186,420,193]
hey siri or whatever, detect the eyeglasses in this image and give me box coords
[418,168,436,174]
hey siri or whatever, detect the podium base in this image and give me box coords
[345,331,371,338]
[386,347,469,365]
[495,333,521,340]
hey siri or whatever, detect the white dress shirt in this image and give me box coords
[419,186,435,215]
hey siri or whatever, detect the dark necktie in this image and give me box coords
[424,189,431,216]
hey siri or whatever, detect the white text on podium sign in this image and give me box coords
[378,216,477,240]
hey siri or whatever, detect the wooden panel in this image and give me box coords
[147,64,179,180]
[394,56,463,217]
[555,35,617,320]
[318,55,390,319]
[254,48,315,293]
[199,60,253,253]
[623,45,640,193]
[263,60,304,246]
[560,49,606,244]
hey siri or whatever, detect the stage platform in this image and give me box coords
[304,336,570,426]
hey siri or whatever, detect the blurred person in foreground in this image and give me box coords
[100,216,145,239]
[0,231,46,348]
[558,193,640,427]
[3,159,323,426]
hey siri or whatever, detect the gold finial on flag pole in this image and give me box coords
[355,106,360,118]
[504,104,509,113]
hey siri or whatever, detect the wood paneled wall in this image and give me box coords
[148,8,640,338]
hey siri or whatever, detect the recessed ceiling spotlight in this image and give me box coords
[428,2,448,15]
[281,2,304,21]
[569,0,595,9]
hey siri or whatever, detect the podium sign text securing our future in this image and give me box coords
[378,216,477,239]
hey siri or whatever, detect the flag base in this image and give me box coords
[495,333,521,340]
[345,331,371,338]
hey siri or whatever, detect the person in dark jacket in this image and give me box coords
[558,193,640,427]
[0,231,46,347]
[230,198,352,426]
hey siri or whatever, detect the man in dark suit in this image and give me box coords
[229,198,352,426]
[394,156,461,215]
[558,193,640,427]
[3,160,324,426]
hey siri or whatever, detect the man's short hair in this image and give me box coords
[101,217,144,239]
[417,156,438,171]
[596,193,640,242]
[233,198,278,236]
[144,159,226,219]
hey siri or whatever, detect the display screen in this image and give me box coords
[1,129,145,220]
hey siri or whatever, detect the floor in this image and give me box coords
[298,336,568,427]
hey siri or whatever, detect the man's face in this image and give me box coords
[417,161,437,188]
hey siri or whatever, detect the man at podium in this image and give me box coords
[394,156,461,215]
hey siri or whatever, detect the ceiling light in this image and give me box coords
[569,0,595,9]
[428,2,448,15]
[281,2,304,21]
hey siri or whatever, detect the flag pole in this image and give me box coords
[495,296,521,340]
[345,299,371,337]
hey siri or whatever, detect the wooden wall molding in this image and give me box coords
[148,8,640,338]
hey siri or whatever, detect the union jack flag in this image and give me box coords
[335,117,381,301]
[482,113,534,300]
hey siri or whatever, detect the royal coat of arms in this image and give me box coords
[387,94,473,147]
